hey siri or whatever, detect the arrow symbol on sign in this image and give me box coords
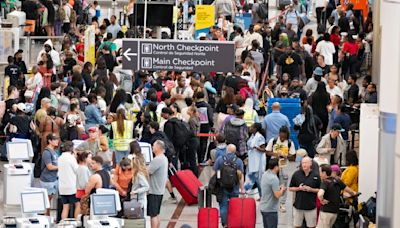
[123,48,138,61]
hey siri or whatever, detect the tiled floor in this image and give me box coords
[0,160,299,227]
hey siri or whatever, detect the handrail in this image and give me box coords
[258,54,271,97]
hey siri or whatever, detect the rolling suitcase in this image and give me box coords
[198,186,219,228]
[169,166,203,205]
[227,196,256,228]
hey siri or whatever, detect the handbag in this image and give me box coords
[123,196,143,219]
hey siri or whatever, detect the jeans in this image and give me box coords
[219,189,239,226]
[262,212,278,228]
[115,150,129,164]
[279,167,289,205]
[245,172,262,197]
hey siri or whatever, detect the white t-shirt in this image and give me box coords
[58,152,79,195]
[326,85,343,98]
[170,86,194,110]
[63,4,71,23]
[316,40,336,65]
[315,0,328,8]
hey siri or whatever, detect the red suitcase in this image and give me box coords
[198,186,219,228]
[169,167,203,205]
[198,208,219,228]
[227,197,256,228]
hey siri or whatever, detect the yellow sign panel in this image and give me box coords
[173,6,178,24]
[195,5,215,30]
[84,25,96,66]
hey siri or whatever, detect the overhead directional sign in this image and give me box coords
[122,39,235,72]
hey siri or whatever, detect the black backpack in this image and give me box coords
[219,155,239,190]
[257,1,269,19]
[163,138,176,162]
[172,120,194,147]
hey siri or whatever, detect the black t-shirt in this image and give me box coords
[10,115,31,135]
[347,84,359,104]
[289,169,321,210]
[15,60,28,74]
[22,0,39,20]
[224,75,239,92]
[320,177,347,213]
[278,52,303,80]
[5,64,21,87]
[289,87,307,102]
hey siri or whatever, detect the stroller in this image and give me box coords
[333,192,362,228]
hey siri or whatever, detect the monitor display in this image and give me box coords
[139,142,153,164]
[7,142,30,160]
[91,194,117,216]
[21,191,46,214]
[133,3,173,27]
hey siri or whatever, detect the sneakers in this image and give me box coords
[167,196,178,204]
[279,204,286,213]
[245,188,259,196]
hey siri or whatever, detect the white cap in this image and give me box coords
[17,103,27,112]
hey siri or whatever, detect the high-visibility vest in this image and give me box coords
[243,108,256,127]
[111,120,134,151]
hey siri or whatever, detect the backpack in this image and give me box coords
[223,120,248,156]
[58,6,66,21]
[256,1,269,19]
[59,124,69,141]
[120,72,133,93]
[219,155,239,190]
[70,9,77,22]
[163,138,176,162]
[172,120,194,147]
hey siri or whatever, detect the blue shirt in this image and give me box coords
[213,153,244,191]
[263,111,290,142]
[334,113,351,140]
[106,24,122,39]
[84,104,106,131]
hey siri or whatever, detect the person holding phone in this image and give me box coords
[289,157,321,228]
[260,158,287,228]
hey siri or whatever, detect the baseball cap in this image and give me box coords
[226,104,239,111]
[331,123,345,132]
[17,103,27,112]
[88,127,98,133]
[313,67,324,76]
[296,148,308,157]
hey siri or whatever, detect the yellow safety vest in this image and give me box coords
[111,120,134,151]
[243,109,256,127]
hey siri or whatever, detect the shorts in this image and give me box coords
[40,180,58,196]
[293,208,317,227]
[147,194,163,217]
[61,194,78,205]
[317,211,338,228]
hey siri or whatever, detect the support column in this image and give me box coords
[377,1,400,227]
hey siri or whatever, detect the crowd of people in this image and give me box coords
[0,0,377,227]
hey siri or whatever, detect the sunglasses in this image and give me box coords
[122,166,132,171]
